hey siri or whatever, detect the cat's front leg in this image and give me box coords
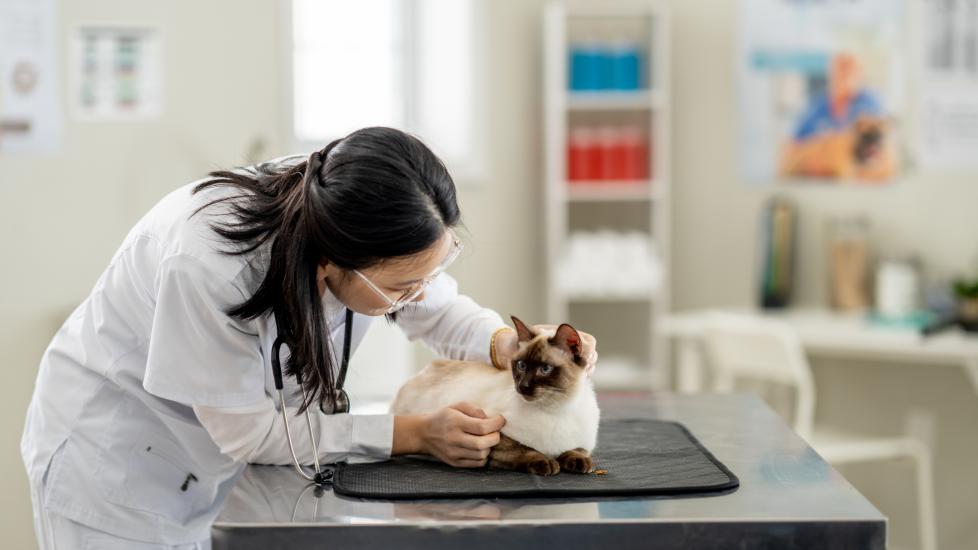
[488,434,560,476]
[556,448,595,474]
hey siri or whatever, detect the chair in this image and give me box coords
[701,313,937,550]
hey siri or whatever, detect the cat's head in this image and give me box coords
[508,316,589,406]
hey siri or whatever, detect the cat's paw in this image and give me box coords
[556,449,595,474]
[526,456,561,476]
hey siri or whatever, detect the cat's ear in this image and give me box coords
[510,316,537,343]
[550,324,585,366]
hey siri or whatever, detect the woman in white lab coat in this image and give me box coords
[21,127,598,549]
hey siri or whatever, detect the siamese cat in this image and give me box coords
[390,316,600,476]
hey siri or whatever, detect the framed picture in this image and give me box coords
[738,0,906,185]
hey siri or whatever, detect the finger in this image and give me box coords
[581,332,596,350]
[452,445,492,461]
[459,413,505,436]
[533,324,558,337]
[451,402,488,419]
[460,432,500,451]
[452,457,488,468]
[583,339,596,356]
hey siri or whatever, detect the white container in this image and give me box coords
[875,259,919,318]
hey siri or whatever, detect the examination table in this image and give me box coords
[212,393,885,549]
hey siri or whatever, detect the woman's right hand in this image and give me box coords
[418,402,505,468]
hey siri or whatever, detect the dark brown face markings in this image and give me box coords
[510,335,583,401]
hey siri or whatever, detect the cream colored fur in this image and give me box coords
[390,359,600,458]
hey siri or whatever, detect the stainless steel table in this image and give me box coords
[212,393,885,549]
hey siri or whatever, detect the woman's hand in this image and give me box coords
[492,325,599,378]
[414,402,505,468]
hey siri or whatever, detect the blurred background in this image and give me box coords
[2,0,977,548]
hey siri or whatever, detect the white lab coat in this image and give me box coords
[21,171,507,545]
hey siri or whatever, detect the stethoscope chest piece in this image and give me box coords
[313,465,335,486]
[321,388,350,415]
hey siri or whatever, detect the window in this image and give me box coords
[289,0,485,181]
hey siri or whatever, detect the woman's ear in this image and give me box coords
[319,259,345,281]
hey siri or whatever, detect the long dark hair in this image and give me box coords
[192,127,461,413]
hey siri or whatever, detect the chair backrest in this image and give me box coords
[701,313,815,439]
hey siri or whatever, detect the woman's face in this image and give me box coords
[317,231,454,316]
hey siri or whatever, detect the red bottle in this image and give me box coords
[585,129,603,181]
[620,126,648,181]
[567,127,595,182]
[602,126,627,181]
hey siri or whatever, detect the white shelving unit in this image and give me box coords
[543,1,671,391]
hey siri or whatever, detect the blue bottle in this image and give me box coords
[609,42,641,90]
[569,42,603,91]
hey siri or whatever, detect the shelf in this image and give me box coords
[566,90,664,111]
[565,181,663,202]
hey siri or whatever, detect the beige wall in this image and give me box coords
[0,2,286,547]
[2,0,977,548]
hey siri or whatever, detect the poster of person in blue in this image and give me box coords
[778,52,897,182]
[738,0,904,185]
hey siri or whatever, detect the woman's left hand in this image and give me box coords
[493,325,598,378]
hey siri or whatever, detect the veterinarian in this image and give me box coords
[22,127,598,549]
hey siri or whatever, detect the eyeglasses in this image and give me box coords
[353,232,463,314]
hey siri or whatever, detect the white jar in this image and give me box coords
[875,258,919,318]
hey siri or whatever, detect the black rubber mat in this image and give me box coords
[332,418,739,499]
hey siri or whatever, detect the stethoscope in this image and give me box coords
[270,308,353,486]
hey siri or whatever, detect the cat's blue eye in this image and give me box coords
[538,364,553,375]
[516,360,526,372]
